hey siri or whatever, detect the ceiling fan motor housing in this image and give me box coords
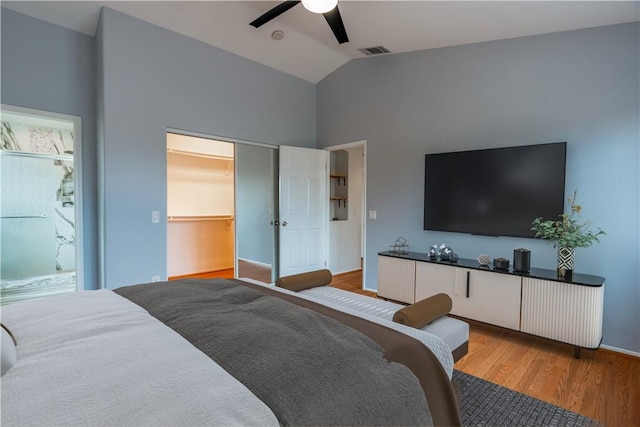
[301,0,338,14]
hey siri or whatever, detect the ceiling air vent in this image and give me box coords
[358,46,391,56]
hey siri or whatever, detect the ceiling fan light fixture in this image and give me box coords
[301,0,338,14]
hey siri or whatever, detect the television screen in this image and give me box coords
[424,142,566,238]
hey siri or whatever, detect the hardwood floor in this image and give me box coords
[168,260,271,282]
[329,269,376,297]
[329,269,640,427]
[169,268,234,280]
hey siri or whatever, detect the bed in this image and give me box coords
[1,277,461,426]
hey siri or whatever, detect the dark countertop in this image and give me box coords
[378,251,605,287]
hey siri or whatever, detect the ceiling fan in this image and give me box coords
[250,0,349,44]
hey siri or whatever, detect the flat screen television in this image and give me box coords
[424,142,566,238]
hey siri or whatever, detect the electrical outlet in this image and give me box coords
[151,211,160,223]
[151,275,160,282]
[368,210,377,220]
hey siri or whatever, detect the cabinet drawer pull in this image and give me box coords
[466,271,470,298]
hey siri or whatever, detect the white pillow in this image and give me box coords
[1,323,17,376]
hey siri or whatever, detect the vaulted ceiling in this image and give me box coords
[3,1,639,83]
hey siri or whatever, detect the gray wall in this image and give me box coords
[317,23,640,353]
[1,8,99,290]
[97,8,316,288]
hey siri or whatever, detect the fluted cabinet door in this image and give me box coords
[521,277,604,348]
[377,256,415,304]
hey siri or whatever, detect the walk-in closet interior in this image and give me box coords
[166,133,277,283]
[167,133,235,279]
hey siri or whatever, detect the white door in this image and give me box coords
[279,146,327,277]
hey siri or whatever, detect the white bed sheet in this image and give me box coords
[0,290,279,427]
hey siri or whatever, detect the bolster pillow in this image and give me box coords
[393,293,453,328]
[275,269,333,292]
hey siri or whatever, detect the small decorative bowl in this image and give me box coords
[493,258,510,270]
[477,254,491,266]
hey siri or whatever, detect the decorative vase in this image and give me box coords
[557,247,575,281]
[513,248,531,273]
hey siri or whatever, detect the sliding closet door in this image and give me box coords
[235,144,278,283]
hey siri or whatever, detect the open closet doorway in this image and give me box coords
[166,133,235,279]
[166,132,279,283]
[327,141,366,290]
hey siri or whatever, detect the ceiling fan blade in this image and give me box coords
[250,1,301,28]
[323,5,349,44]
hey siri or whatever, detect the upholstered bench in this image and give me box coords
[298,286,469,361]
[273,269,469,362]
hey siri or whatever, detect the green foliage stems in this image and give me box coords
[531,189,606,249]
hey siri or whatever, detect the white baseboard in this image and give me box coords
[237,258,272,269]
[601,344,640,358]
[331,267,363,275]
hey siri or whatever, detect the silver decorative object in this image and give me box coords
[389,237,409,255]
[477,254,491,266]
[428,245,438,258]
[439,244,453,260]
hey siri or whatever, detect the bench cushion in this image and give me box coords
[299,286,469,360]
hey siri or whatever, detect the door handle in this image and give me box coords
[466,271,470,298]
[282,221,288,226]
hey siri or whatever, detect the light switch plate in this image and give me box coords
[368,210,377,220]
[152,211,160,223]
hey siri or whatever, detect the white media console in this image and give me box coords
[378,251,605,358]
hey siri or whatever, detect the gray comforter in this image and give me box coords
[115,279,433,426]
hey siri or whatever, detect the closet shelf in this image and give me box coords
[167,148,233,161]
[168,215,234,222]
[330,174,347,186]
[330,197,347,208]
